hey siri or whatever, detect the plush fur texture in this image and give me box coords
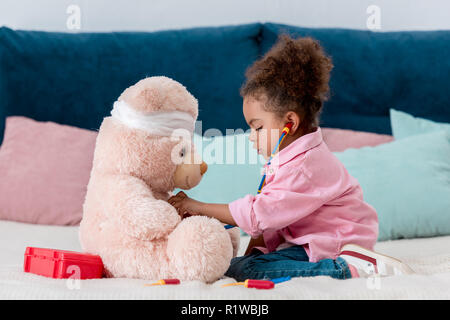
[79,76,239,283]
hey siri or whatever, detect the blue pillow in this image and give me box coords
[0,25,261,145]
[174,133,264,203]
[390,108,450,139]
[334,130,450,241]
[261,23,450,135]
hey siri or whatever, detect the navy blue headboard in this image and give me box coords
[1,22,449,144]
[0,23,260,144]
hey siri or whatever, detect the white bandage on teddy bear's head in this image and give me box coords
[110,100,196,136]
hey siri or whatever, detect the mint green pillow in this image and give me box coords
[174,133,264,203]
[334,130,450,241]
[173,133,264,235]
[390,108,450,139]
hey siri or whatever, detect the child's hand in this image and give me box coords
[168,191,201,219]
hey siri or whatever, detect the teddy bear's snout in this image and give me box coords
[200,161,208,175]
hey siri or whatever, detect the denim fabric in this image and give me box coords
[225,245,352,282]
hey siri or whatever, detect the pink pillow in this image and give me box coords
[0,116,97,225]
[322,127,394,152]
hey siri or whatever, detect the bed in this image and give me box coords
[1,220,449,300]
[1,23,450,301]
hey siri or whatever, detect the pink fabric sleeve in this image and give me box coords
[228,165,334,238]
[228,194,260,238]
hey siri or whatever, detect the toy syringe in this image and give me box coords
[222,279,274,289]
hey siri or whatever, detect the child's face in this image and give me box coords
[243,95,286,160]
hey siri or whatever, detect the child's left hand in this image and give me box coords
[168,191,201,218]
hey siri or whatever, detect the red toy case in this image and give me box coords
[24,247,104,279]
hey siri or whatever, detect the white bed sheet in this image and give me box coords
[0,220,449,299]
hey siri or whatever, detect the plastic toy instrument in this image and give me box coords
[145,278,181,286]
[269,276,291,284]
[221,279,275,289]
[224,122,293,229]
[257,122,293,194]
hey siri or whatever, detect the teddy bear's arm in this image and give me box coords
[103,174,181,241]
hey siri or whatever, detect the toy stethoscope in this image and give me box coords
[224,122,293,230]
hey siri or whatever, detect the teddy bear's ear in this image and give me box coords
[140,87,158,100]
[136,87,164,112]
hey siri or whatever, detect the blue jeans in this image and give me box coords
[225,245,352,282]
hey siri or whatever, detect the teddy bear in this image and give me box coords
[79,76,240,283]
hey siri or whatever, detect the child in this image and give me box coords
[168,34,414,281]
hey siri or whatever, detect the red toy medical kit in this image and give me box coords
[23,247,104,279]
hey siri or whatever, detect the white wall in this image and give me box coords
[0,0,449,32]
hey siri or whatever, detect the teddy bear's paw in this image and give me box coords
[121,198,181,241]
[167,216,233,283]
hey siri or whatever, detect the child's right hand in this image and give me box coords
[168,191,201,219]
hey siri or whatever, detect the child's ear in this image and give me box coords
[284,111,301,135]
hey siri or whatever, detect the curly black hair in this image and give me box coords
[240,34,333,133]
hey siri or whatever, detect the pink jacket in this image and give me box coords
[228,126,378,262]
